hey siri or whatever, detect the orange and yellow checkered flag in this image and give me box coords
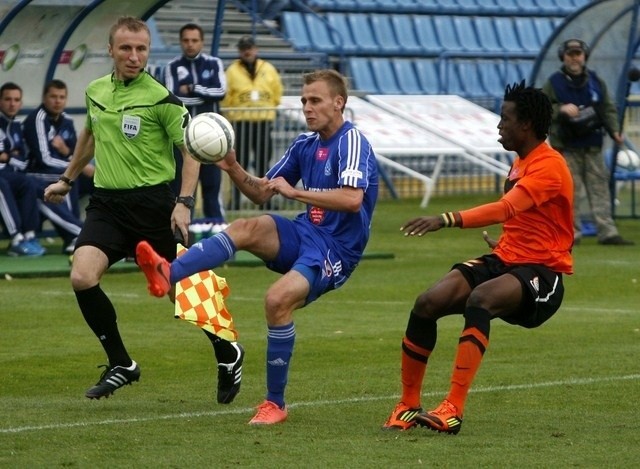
[174,244,238,341]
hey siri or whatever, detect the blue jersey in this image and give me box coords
[0,111,28,172]
[164,52,226,116]
[267,121,378,261]
[23,105,77,181]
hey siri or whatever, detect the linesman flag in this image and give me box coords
[174,244,238,341]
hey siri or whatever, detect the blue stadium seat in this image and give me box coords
[493,17,525,53]
[433,16,463,52]
[473,16,503,53]
[348,57,379,94]
[413,59,442,94]
[446,61,488,97]
[347,13,380,54]
[493,0,521,13]
[453,16,483,53]
[369,14,403,54]
[391,59,423,94]
[504,60,534,85]
[370,58,403,94]
[477,60,506,96]
[376,0,416,11]
[304,14,335,53]
[282,12,312,52]
[532,16,556,46]
[326,13,359,54]
[533,0,563,14]
[514,17,541,52]
[413,16,443,55]
[390,14,423,54]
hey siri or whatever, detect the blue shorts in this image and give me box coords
[266,214,358,305]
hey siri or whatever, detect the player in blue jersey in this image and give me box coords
[137,69,379,425]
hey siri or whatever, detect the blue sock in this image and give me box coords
[265,322,296,408]
[170,232,236,284]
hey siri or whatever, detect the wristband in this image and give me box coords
[440,212,457,227]
[58,176,74,187]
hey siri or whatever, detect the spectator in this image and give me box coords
[164,23,228,234]
[23,79,83,253]
[241,0,291,28]
[383,81,574,434]
[44,16,244,404]
[542,39,634,245]
[137,69,379,425]
[0,82,46,256]
[221,35,283,209]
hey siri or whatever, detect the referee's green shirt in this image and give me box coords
[85,71,189,189]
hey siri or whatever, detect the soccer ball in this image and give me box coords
[616,149,640,171]
[184,112,235,164]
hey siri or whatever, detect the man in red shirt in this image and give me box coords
[383,81,574,434]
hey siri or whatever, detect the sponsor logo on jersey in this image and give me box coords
[316,147,329,161]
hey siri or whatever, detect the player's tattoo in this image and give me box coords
[243,175,261,189]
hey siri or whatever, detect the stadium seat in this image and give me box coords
[433,16,463,52]
[391,59,423,94]
[413,16,443,55]
[303,14,335,53]
[326,13,359,54]
[413,59,442,95]
[453,16,483,53]
[514,17,541,52]
[369,14,403,54]
[504,60,534,85]
[477,60,506,96]
[532,16,556,46]
[348,57,379,94]
[370,58,403,94]
[493,17,525,53]
[347,13,380,54]
[533,0,564,14]
[473,16,504,53]
[282,12,313,52]
[447,61,489,97]
[390,14,424,55]
[493,0,521,13]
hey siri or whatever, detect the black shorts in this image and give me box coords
[76,184,177,266]
[453,254,565,329]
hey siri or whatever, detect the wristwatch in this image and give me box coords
[176,195,195,209]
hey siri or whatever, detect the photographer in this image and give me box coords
[543,39,633,245]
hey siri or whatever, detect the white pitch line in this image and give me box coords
[1,374,638,435]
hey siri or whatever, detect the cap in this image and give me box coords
[564,39,586,54]
[237,36,256,50]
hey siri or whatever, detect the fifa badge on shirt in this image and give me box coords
[122,115,141,139]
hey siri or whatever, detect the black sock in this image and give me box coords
[75,284,132,367]
[203,330,237,364]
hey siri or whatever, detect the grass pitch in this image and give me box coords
[1,196,639,468]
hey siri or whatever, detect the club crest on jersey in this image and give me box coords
[316,147,329,161]
[122,115,140,139]
[309,206,325,224]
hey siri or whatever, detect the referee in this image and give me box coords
[44,16,244,403]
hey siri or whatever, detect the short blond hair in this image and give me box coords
[303,69,348,111]
[109,16,150,46]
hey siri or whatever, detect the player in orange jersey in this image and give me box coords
[383,81,574,434]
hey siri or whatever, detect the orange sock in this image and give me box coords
[446,326,489,415]
[400,337,431,408]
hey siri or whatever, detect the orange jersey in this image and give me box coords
[459,142,574,274]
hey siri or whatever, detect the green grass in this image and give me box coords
[1,196,639,468]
